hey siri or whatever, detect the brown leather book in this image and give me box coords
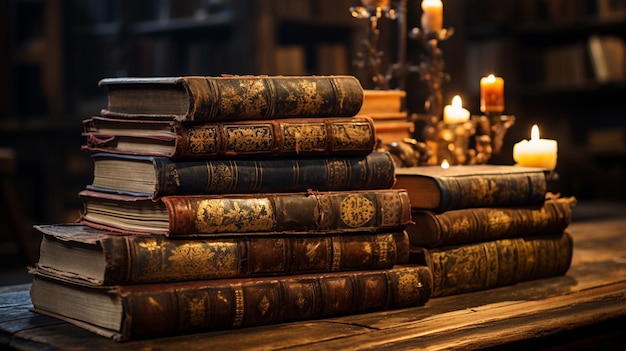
[98,75,364,121]
[410,231,573,297]
[34,223,410,285]
[78,188,412,236]
[81,116,377,158]
[29,264,433,342]
[408,197,576,247]
[393,165,548,211]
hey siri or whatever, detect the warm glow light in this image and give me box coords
[512,124,558,171]
[443,95,470,124]
[531,124,540,140]
[486,74,496,83]
[480,74,505,114]
[451,95,463,108]
[441,159,450,169]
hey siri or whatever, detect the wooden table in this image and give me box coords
[1,217,626,350]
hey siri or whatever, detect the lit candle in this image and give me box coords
[443,95,470,124]
[480,74,505,114]
[421,0,443,33]
[513,125,558,170]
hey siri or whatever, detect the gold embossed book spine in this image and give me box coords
[81,116,377,158]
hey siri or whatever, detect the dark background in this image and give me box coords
[2,0,626,268]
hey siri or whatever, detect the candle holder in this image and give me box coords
[350,1,515,167]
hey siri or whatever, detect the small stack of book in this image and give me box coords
[393,165,575,297]
[29,75,432,342]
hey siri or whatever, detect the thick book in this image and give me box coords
[408,197,576,247]
[78,188,412,236]
[410,231,573,297]
[29,264,433,342]
[98,75,364,121]
[88,151,396,198]
[81,116,377,158]
[393,165,548,211]
[34,223,410,285]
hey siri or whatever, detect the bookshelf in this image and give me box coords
[462,0,626,201]
[0,0,368,239]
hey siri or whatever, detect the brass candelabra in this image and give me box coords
[350,0,515,167]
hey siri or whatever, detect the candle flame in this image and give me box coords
[451,95,463,108]
[531,124,540,141]
[486,74,496,83]
[441,159,450,169]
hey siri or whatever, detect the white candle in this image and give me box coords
[443,95,470,124]
[513,125,558,170]
[421,0,443,33]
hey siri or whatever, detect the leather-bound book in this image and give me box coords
[408,197,576,247]
[393,165,548,211]
[98,75,364,121]
[87,151,396,198]
[77,188,412,236]
[29,264,433,342]
[34,223,410,285]
[81,116,377,158]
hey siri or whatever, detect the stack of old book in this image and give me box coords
[28,75,432,342]
[393,165,575,297]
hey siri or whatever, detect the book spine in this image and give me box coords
[419,231,573,297]
[436,171,547,211]
[409,197,575,247]
[121,265,432,340]
[152,151,396,197]
[164,189,412,236]
[172,116,377,158]
[102,231,410,285]
[184,75,364,121]
[82,116,377,158]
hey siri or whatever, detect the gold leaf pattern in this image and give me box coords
[183,293,209,328]
[187,127,218,154]
[326,160,349,188]
[224,125,274,152]
[380,192,403,226]
[340,194,375,227]
[258,295,271,316]
[282,123,327,151]
[207,163,236,193]
[219,80,269,117]
[397,272,422,305]
[195,198,276,233]
[332,122,373,150]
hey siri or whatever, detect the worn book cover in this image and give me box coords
[87,151,396,198]
[78,188,412,236]
[29,264,433,342]
[99,75,364,121]
[82,116,377,158]
[408,197,576,247]
[411,231,573,297]
[393,165,548,211]
[34,223,410,285]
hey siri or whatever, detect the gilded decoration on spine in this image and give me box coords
[206,162,236,193]
[282,123,327,151]
[331,237,342,271]
[163,163,181,194]
[224,125,274,152]
[397,271,423,305]
[375,235,391,264]
[314,193,334,230]
[233,286,245,326]
[284,80,326,115]
[340,194,375,227]
[194,199,276,233]
[326,160,349,188]
[168,242,236,277]
[187,127,218,154]
[467,178,497,205]
[380,192,404,227]
[218,79,269,117]
[487,210,512,232]
[258,295,271,316]
[183,293,210,328]
[450,216,471,235]
[332,122,373,150]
